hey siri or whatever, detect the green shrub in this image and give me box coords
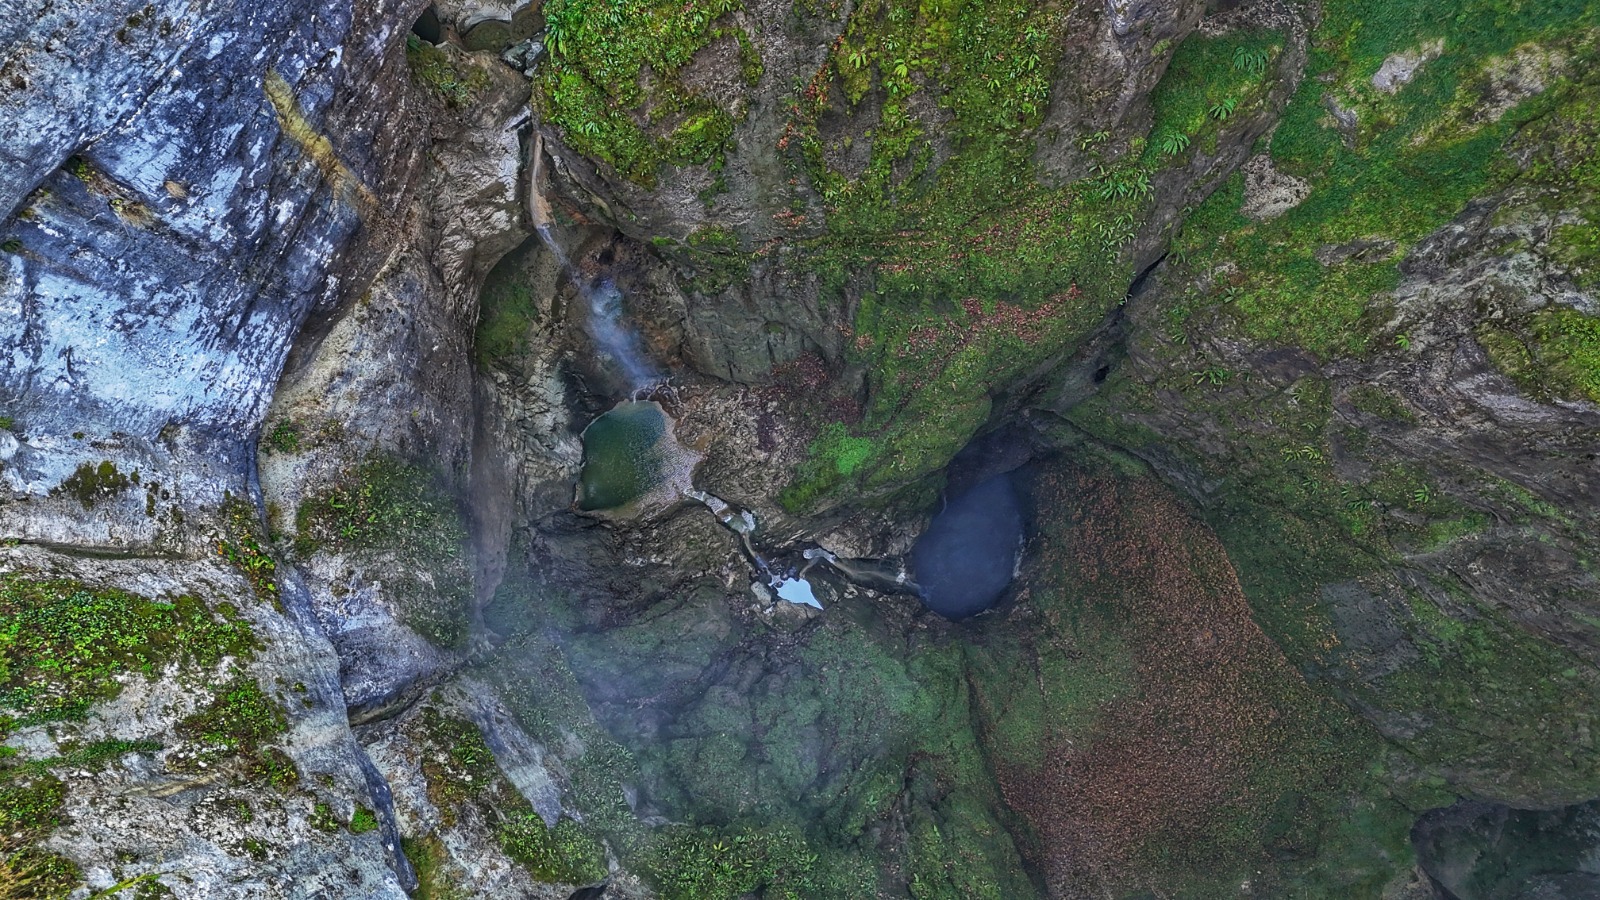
[499,815,607,885]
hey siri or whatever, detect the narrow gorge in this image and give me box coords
[3,0,1600,897]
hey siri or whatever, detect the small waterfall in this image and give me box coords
[528,137,659,392]
[583,277,660,391]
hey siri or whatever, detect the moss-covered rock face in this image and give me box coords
[1057,0,1600,814]
[505,0,1600,895]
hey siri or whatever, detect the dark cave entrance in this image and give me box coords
[411,5,443,44]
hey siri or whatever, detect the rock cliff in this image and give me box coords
[4,0,1600,897]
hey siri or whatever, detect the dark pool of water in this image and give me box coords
[910,473,1024,619]
[577,401,666,511]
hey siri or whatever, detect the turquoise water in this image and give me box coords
[577,402,668,511]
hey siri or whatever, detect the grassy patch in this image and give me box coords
[262,420,302,455]
[1141,30,1285,163]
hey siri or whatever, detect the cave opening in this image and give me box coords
[411,5,442,44]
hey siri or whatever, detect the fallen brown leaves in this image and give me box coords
[997,469,1318,895]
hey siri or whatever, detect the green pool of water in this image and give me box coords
[577,401,669,511]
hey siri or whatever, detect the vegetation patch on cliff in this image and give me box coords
[0,575,254,732]
[294,457,472,648]
[534,0,753,185]
[777,19,1284,511]
[1170,0,1598,358]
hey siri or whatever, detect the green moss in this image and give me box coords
[1384,588,1600,798]
[0,575,254,730]
[472,631,643,845]
[295,457,472,648]
[54,461,130,508]
[680,226,750,294]
[402,835,470,900]
[499,815,608,884]
[172,678,287,771]
[474,249,544,366]
[350,806,380,834]
[1481,306,1600,404]
[405,36,489,106]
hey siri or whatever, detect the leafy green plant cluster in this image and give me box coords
[218,496,280,602]
[171,678,288,772]
[416,707,497,820]
[405,35,490,106]
[294,457,472,647]
[534,0,751,185]
[262,420,301,455]
[0,775,64,840]
[310,801,341,833]
[639,824,827,900]
[0,575,253,731]
[498,814,607,885]
[350,806,380,834]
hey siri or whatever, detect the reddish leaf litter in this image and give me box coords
[996,468,1331,895]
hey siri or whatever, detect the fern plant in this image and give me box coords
[1232,46,1269,75]
[1156,131,1191,156]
